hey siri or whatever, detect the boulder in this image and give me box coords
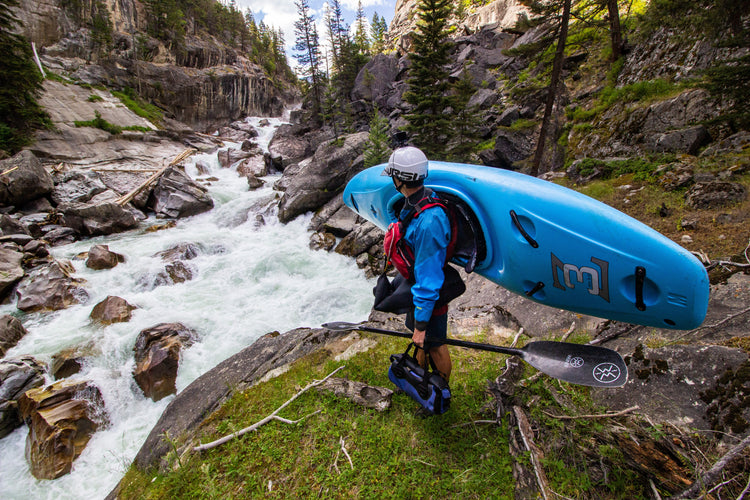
[593,344,749,437]
[0,246,25,301]
[15,260,88,312]
[278,132,369,223]
[351,54,399,102]
[51,170,108,205]
[647,125,711,155]
[267,125,314,170]
[132,323,198,402]
[18,379,108,479]
[309,231,337,252]
[49,343,98,379]
[334,221,384,257]
[685,181,746,209]
[236,155,268,178]
[149,167,214,219]
[0,356,45,439]
[86,244,126,270]
[89,296,136,325]
[0,315,28,357]
[0,151,54,207]
[154,242,204,262]
[217,148,253,168]
[478,128,533,169]
[61,199,138,237]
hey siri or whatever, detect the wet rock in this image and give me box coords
[685,181,745,209]
[51,170,108,205]
[89,296,136,325]
[22,239,50,259]
[15,260,88,313]
[61,199,138,237]
[41,225,78,246]
[85,244,125,270]
[217,148,253,168]
[309,231,336,252]
[149,167,214,219]
[0,356,45,439]
[236,155,268,178]
[0,151,54,207]
[0,246,25,301]
[154,242,203,261]
[49,343,98,379]
[0,315,28,357]
[18,379,108,479]
[132,323,198,402]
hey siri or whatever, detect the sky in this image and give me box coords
[235,0,397,64]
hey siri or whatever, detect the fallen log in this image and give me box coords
[116,148,196,206]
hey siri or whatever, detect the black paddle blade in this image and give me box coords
[323,321,367,331]
[520,341,628,388]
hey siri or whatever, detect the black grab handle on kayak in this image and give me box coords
[635,266,646,311]
[526,281,545,298]
[510,210,538,248]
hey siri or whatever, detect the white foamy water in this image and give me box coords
[0,117,374,499]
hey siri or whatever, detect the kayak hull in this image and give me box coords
[343,162,709,330]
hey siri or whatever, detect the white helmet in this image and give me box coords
[382,146,428,182]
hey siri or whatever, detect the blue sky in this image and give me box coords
[236,0,396,62]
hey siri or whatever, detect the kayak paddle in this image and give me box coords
[322,321,628,388]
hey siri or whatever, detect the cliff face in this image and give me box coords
[388,0,530,53]
[15,0,298,131]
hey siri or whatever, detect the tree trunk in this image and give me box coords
[606,0,623,60]
[531,0,572,177]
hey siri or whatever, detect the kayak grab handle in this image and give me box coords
[510,210,538,248]
[635,266,646,311]
[526,281,545,298]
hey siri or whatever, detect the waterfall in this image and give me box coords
[0,116,373,499]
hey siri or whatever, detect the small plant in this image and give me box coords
[74,111,121,134]
[87,94,104,102]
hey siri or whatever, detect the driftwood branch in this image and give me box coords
[671,433,750,499]
[116,148,196,206]
[542,405,640,420]
[339,437,354,470]
[510,327,524,348]
[514,405,552,500]
[193,365,345,452]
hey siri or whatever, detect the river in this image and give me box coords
[0,116,374,499]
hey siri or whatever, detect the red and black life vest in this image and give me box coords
[383,189,458,281]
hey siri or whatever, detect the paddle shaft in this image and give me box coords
[349,324,522,356]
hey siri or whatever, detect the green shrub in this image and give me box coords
[74,111,122,134]
[112,87,163,124]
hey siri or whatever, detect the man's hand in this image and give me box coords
[412,328,426,347]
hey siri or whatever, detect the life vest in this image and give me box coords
[383,188,458,281]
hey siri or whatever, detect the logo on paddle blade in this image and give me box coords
[593,362,622,384]
[568,356,585,368]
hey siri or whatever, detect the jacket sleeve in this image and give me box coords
[409,207,452,328]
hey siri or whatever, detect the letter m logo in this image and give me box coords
[551,253,610,302]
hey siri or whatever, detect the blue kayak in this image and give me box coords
[343,162,709,330]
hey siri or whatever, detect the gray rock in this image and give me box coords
[0,356,45,439]
[51,170,108,205]
[278,132,369,223]
[685,181,745,209]
[15,260,88,312]
[61,199,138,237]
[0,315,28,358]
[0,246,24,301]
[0,151,54,207]
[647,125,711,155]
[351,53,399,102]
[150,167,214,219]
[86,244,125,270]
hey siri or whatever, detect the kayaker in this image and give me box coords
[382,146,453,382]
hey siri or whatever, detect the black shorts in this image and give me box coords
[405,309,448,351]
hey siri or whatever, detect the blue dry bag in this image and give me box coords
[388,343,451,415]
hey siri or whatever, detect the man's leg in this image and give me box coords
[416,312,451,381]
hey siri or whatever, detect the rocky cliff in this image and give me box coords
[14,0,298,134]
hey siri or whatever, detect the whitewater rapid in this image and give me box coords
[0,117,374,499]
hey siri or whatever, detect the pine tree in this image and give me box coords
[402,0,454,158]
[448,66,482,162]
[363,106,392,168]
[293,0,323,117]
[354,1,370,55]
[0,0,50,154]
[370,14,388,54]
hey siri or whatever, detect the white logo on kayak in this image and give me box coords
[593,362,622,384]
[551,253,610,303]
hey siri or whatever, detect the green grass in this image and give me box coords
[117,328,667,499]
[74,111,152,135]
[112,87,163,125]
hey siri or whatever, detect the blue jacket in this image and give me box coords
[395,191,452,326]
